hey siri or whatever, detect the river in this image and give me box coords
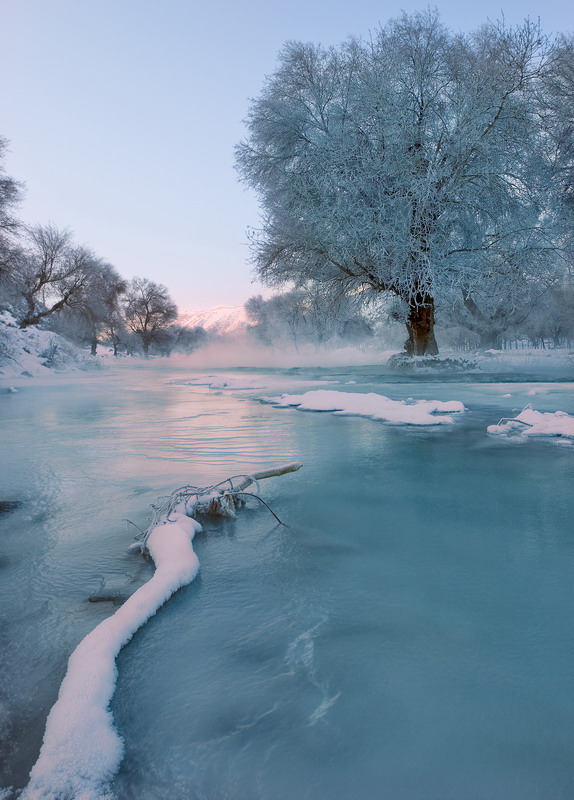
[1,362,573,799]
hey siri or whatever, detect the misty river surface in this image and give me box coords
[1,362,574,799]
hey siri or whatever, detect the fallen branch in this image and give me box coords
[232,462,302,491]
[130,462,302,554]
[23,462,301,800]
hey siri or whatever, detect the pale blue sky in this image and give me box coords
[2,0,573,309]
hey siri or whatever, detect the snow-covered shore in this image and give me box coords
[3,307,574,382]
[0,311,101,379]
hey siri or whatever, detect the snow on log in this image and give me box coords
[22,510,201,800]
[263,390,465,425]
[21,463,299,800]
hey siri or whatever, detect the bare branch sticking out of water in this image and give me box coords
[129,461,302,554]
[22,462,301,800]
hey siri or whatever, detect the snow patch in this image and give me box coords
[264,389,465,425]
[21,510,202,800]
[487,406,574,440]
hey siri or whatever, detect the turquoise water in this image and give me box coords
[1,364,573,799]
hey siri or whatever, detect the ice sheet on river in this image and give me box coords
[487,406,574,440]
[20,511,202,800]
[263,389,465,425]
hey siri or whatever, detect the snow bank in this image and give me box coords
[21,510,202,800]
[264,389,465,425]
[487,406,574,440]
[476,348,574,375]
[0,311,100,379]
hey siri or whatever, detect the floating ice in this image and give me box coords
[21,510,202,800]
[487,406,574,440]
[264,389,465,425]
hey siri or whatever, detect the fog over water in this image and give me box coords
[1,362,574,799]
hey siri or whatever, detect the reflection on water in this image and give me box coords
[1,364,574,799]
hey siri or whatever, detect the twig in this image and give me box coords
[234,492,286,525]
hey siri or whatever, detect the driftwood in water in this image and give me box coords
[130,462,302,555]
[231,462,302,491]
[188,462,302,519]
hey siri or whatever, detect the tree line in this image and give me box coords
[245,284,574,352]
[236,12,574,355]
[0,139,206,358]
[245,287,375,350]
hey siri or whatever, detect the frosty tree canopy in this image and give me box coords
[236,11,571,355]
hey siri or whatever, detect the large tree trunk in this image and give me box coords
[404,295,439,356]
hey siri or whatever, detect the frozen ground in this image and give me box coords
[1,363,573,799]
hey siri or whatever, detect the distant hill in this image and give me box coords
[178,305,249,338]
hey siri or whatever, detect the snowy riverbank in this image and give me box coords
[2,307,574,384]
[0,312,101,379]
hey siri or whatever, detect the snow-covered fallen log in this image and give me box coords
[263,389,465,425]
[487,405,574,440]
[21,509,201,800]
[21,464,300,800]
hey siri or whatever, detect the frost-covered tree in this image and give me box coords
[15,226,109,329]
[0,136,24,295]
[171,324,209,355]
[123,277,177,356]
[542,36,574,216]
[236,12,565,355]
[54,261,127,354]
[521,284,574,347]
[100,302,127,357]
[246,287,373,349]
